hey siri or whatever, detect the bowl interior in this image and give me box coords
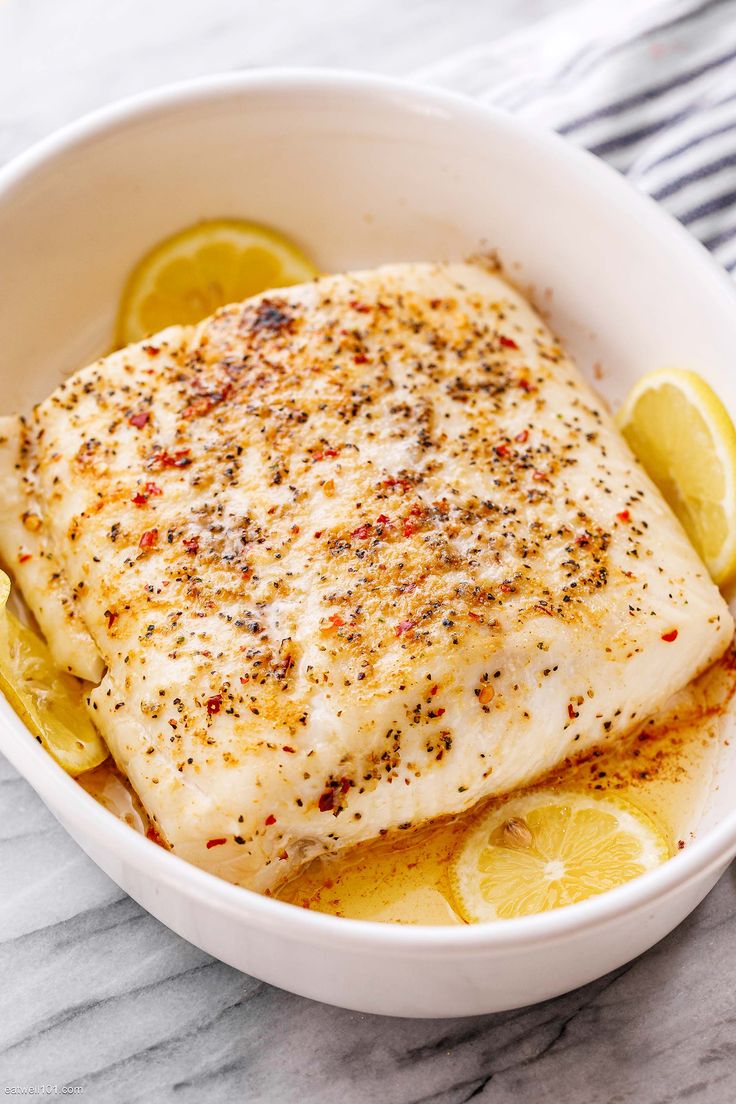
[2,71,736,857]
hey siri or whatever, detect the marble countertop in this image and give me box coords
[1,1,735,1100]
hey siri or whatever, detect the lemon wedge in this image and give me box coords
[116,218,318,346]
[0,569,107,775]
[617,368,736,585]
[450,790,669,922]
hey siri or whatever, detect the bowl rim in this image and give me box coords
[2,66,736,953]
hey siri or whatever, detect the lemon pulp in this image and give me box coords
[0,569,107,775]
[617,368,736,584]
[116,218,318,346]
[450,790,669,922]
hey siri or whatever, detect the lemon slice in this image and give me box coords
[0,569,108,775]
[450,790,669,922]
[116,218,318,346]
[617,368,736,585]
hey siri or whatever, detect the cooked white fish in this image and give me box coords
[0,262,731,890]
[0,415,103,681]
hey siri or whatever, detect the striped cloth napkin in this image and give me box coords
[415,0,736,273]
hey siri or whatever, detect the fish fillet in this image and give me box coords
[0,415,103,681]
[0,262,731,891]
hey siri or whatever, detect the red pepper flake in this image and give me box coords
[517,378,534,392]
[133,482,163,506]
[282,745,296,754]
[499,335,519,350]
[661,629,679,643]
[206,837,227,849]
[183,383,233,419]
[468,611,483,623]
[318,791,335,812]
[349,300,371,313]
[403,520,418,537]
[312,446,340,462]
[396,619,416,637]
[574,532,591,546]
[435,707,446,717]
[430,684,438,696]
[265,814,277,826]
[515,429,529,444]
[340,777,351,794]
[354,353,369,364]
[383,476,412,492]
[617,510,631,522]
[494,443,511,459]
[129,411,150,428]
[143,344,160,357]
[149,448,191,470]
[139,528,158,550]
[183,537,199,554]
[376,514,391,525]
[106,610,118,630]
[532,470,548,482]
[351,523,372,539]
[568,704,577,720]
[328,613,345,628]
[206,694,223,715]
[183,400,207,419]
[313,447,340,461]
[18,552,32,564]
[146,825,165,846]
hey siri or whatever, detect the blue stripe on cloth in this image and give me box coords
[639,113,736,173]
[587,107,696,157]
[703,224,736,249]
[558,45,736,134]
[680,186,736,223]
[651,150,736,200]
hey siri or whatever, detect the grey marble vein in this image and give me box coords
[1,1,735,1101]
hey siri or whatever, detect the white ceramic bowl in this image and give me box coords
[2,70,736,1018]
